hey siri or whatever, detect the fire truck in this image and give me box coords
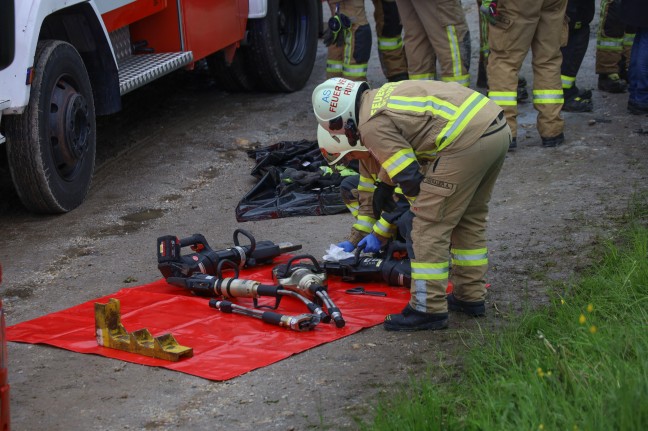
[0,0,322,214]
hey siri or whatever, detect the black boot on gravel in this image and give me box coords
[384,304,448,331]
[541,132,565,147]
[447,294,486,317]
[598,73,627,93]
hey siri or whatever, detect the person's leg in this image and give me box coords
[448,120,510,315]
[487,0,540,148]
[530,0,567,145]
[395,0,436,80]
[596,0,628,92]
[373,0,408,81]
[627,28,648,114]
[420,0,471,86]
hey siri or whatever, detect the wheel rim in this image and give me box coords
[277,0,309,65]
[48,75,90,182]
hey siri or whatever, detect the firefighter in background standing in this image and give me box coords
[325,0,408,82]
[312,78,510,331]
[560,0,595,112]
[596,0,635,93]
[475,0,529,102]
[484,0,567,150]
[395,0,471,86]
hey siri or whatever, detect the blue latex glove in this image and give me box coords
[358,234,382,253]
[337,240,355,252]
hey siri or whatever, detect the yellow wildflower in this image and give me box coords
[590,325,597,334]
[537,367,544,378]
[579,313,586,324]
[587,304,594,313]
[539,425,545,430]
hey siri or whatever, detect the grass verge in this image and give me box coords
[362,206,648,430]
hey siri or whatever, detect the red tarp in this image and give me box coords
[6,262,413,381]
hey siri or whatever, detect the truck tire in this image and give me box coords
[246,0,319,92]
[5,40,96,214]
[206,49,257,92]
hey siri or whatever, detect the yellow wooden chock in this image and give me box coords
[94,298,193,362]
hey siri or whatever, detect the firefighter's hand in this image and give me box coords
[358,234,382,253]
[337,241,355,253]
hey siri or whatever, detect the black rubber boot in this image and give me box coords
[598,73,628,93]
[508,137,517,152]
[562,89,593,112]
[541,132,565,147]
[383,304,448,332]
[447,294,486,317]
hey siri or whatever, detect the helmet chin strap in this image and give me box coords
[344,119,360,146]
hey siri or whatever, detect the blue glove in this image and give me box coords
[337,240,355,252]
[358,234,382,253]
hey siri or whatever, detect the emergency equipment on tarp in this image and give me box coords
[235,140,358,222]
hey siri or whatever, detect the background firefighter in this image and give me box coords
[312,78,511,331]
[325,0,408,82]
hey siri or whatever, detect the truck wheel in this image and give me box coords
[5,40,96,213]
[205,49,257,92]
[246,0,319,92]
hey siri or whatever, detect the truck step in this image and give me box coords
[118,52,194,95]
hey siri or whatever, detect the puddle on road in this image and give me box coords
[91,208,167,239]
[121,208,166,223]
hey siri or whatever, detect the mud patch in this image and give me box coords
[121,208,166,223]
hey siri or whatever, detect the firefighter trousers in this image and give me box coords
[596,0,636,76]
[405,114,510,314]
[395,0,470,86]
[487,0,567,139]
[560,0,595,94]
[326,0,408,81]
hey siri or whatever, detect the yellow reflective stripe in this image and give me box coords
[378,37,403,51]
[405,195,416,205]
[353,215,376,233]
[415,149,437,161]
[373,218,395,237]
[343,63,368,78]
[394,186,403,195]
[451,248,488,266]
[411,261,449,280]
[441,74,470,87]
[358,175,376,192]
[382,148,417,178]
[446,25,462,78]
[326,60,343,73]
[410,73,435,80]
[436,92,489,151]
[345,201,359,216]
[533,90,564,104]
[561,75,576,89]
[387,95,457,119]
[623,33,635,46]
[488,91,517,106]
[597,38,623,51]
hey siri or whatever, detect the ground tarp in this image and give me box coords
[6,260,410,381]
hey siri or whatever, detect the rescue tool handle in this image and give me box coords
[179,233,210,249]
[216,259,240,279]
[281,254,323,276]
[233,228,256,253]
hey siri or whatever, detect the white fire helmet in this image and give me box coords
[312,78,369,134]
[317,125,367,165]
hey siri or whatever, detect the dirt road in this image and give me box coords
[1,2,647,430]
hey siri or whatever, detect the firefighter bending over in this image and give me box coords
[312,78,510,331]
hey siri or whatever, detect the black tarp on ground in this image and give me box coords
[235,140,357,222]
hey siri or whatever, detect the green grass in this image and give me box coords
[362,212,648,430]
